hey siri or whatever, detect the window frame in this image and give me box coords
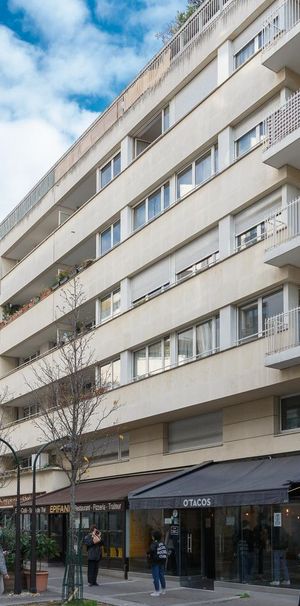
[176,251,220,282]
[167,410,223,453]
[133,182,170,231]
[235,221,266,251]
[176,145,218,199]
[238,288,284,343]
[134,105,170,158]
[235,122,264,159]
[133,336,171,380]
[98,151,121,190]
[280,394,300,433]
[98,358,121,390]
[99,219,121,256]
[234,31,262,70]
[99,288,121,323]
[177,316,220,365]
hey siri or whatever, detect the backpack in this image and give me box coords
[156,541,167,560]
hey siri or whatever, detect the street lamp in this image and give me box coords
[0,438,21,594]
[30,442,51,594]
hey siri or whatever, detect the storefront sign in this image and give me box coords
[273,512,282,527]
[20,501,124,515]
[182,497,213,508]
[0,493,43,509]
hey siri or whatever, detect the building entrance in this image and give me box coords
[180,509,214,588]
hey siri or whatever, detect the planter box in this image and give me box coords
[24,570,49,592]
[4,572,27,593]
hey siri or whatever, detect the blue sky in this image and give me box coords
[0,0,186,220]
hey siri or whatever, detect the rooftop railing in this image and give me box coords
[0,0,239,241]
[264,196,300,250]
[265,307,300,355]
[262,0,300,50]
[264,89,300,150]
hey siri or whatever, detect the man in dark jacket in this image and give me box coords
[84,525,103,586]
[147,530,167,597]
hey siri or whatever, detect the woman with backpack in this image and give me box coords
[147,530,167,596]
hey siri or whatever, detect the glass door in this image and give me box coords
[180,509,214,588]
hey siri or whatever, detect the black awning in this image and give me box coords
[129,455,300,509]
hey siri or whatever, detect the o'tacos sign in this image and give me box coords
[182,497,213,508]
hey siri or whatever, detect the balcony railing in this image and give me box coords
[262,0,300,50]
[264,89,300,150]
[265,197,300,250]
[0,0,240,241]
[266,307,300,355]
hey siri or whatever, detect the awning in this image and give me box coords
[33,470,175,508]
[129,455,300,509]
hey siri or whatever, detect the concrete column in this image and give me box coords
[284,283,299,313]
[95,298,101,326]
[217,40,233,85]
[120,206,132,240]
[120,350,132,385]
[0,356,17,379]
[120,278,131,312]
[169,333,177,367]
[280,87,292,105]
[121,136,134,170]
[218,127,234,171]
[168,98,176,128]
[169,175,176,203]
[169,254,176,285]
[281,184,300,207]
[219,305,237,350]
[219,215,235,259]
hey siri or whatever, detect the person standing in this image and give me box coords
[270,526,290,586]
[0,545,9,594]
[147,530,167,597]
[84,525,103,587]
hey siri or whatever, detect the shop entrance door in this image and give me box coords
[180,509,214,589]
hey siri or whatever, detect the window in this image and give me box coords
[100,220,120,255]
[177,316,219,364]
[134,105,170,158]
[21,351,40,365]
[133,283,170,306]
[133,183,170,230]
[20,404,40,419]
[238,289,283,342]
[20,457,32,469]
[176,251,219,282]
[236,222,266,251]
[133,337,170,379]
[99,152,121,188]
[177,145,217,198]
[168,411,223,452]
[281,395,300,431]
[99,289,121,322]
[89,434,129,463]
[99,359,120,389]
[236,123,264,158]
[234,32,262,69]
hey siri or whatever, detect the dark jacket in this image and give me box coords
[84,533,103,561]
[147,540,167,565]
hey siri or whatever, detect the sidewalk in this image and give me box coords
[1,566,299,606]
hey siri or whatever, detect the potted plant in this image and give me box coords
[2,526,30,592]
[24,533,59,592]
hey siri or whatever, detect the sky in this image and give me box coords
[0,0,186,222]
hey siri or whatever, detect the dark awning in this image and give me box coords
[129,455,300,509]
[34,470,175,507]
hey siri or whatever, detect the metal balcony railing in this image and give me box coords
[265,196,300,250]
[262,0,300,49]
[0,0,240,241]
[264,89,300,150]
[266,307,300,355]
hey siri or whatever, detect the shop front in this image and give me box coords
[129,456,300,589]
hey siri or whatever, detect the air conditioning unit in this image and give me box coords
[33,453,49,470]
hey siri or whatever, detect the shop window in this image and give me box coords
[167,411,223,452]
[133,183,170,230]
[281,395,300,431]
[99,152,121,189]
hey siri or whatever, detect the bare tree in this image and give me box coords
[30,277,119,597]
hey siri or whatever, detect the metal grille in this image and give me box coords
[262,0,300,49]
[265,196,300,250]
[266,307,300,355]
[264,89,300,150]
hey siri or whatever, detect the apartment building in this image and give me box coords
[1,0,300,589]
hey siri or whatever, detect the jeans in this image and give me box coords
[151,564,166,592]
[273,550,289,583]
[88,559,100,584]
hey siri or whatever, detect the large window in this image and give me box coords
[168,411,223,452]
[177,316,220,364]
[133,337,170,379]
[99,289,121,322]
[177,145,217,199]
[234,32,262,69]
[281,395,300,431]
[133,183,170,230]
[238,289,283,342]
[99,358,121,389]
[88,434,129,463]
[19,404,40,420]
[235,123,264,158]
[134,105,170,157]
[100,220,120,255]
[99,152,121,189]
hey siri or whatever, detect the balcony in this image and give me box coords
[262,0,300,74]
[265,307,300,368]
[263,90,300,169]
[264,197,300,266]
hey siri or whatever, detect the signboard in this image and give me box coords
[0,493,44,509]
[273,512,282,527]
[181,497,213,508]
[20,501,124,515]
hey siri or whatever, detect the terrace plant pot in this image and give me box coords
[24,569,49,593]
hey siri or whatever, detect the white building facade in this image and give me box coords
[1,0,300,588]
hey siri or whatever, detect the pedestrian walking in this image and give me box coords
[147,530,167,597]
[84,525,103,587]
[0,545,9,594]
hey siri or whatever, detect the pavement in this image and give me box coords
[1,565,299,606]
